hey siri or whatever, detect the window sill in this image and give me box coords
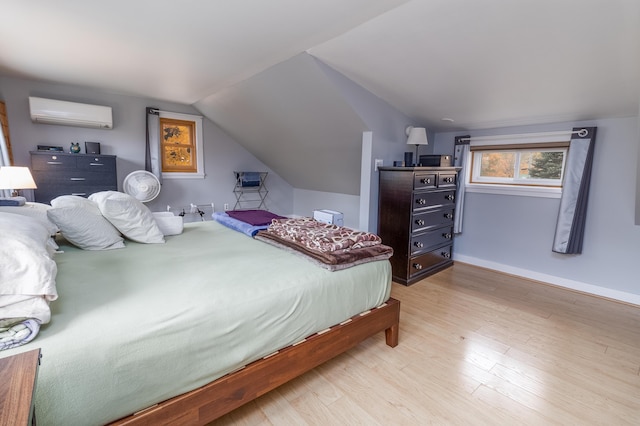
[466,183,561,198]
[162,172,205,180]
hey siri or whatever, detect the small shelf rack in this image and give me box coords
[233,171,268,210]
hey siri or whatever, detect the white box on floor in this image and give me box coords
[313,209,344,226]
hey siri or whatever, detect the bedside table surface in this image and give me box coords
[0,349,40,426]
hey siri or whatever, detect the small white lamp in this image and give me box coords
[406,126,429,166]
[0,166,37,197]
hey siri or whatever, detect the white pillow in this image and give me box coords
[51,195,102,216]
[0,202,59,235]
[47,206,125,250]
[89,191,165,244]
[0,213,58,315]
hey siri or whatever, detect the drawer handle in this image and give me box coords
[445,195,455,201]
[71,193,87,196]
[444,177,454,183]
[414,241,424,248]
[47,161,63,165]
[441,251,451,259]
[415,219,425,226]
[420,178,432,184]
[444,213,453,219]
[413,263,423,270]
[69,177,86,181]
[89,163,104,166]
[416,199,427,205]
[442,233,452,239]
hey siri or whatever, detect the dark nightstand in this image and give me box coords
[0,349,41,426]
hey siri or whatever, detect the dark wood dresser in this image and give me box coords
[378,166,460,285]
[30,151,117,204]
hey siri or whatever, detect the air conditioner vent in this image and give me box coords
[29,97,113,129]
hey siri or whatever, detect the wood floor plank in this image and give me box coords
[210,262,640,425]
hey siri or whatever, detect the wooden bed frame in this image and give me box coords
[111,297,400,425]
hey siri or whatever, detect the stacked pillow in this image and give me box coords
[0,202,59,236]
[48,195,125,250]
[89,191,165,244]
[47,192,165,250]
[0,212,58,324]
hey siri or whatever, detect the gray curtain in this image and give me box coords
[453,135,470,234]
[552,127,597,254]
[145,107,162,183]
[0,122,11,197]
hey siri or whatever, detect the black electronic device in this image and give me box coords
[37,145,63,152]
[419,154,453,167]
[85,142,101,154]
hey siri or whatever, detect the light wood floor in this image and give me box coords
[212,263,640,425]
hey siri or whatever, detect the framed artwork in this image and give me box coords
[160,117,197,173]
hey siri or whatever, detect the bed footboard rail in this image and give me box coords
[111,297,400,426]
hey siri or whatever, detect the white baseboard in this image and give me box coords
[454,254,640,307]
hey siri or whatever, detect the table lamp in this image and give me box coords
[406,126,429,166]
[0,166,37,197]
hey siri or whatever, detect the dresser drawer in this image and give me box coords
[438,173,457,187]
[31,153,76,170]
[414,173,437,190]
[410,226,454,254]
[34,182,117,203]
[411,208,454,233]
[33,170,115,186]
[77,155,116,170]
[409,245,452,277]
[412,190,456,211]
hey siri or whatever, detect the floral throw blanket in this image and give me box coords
[255,217,393,271]
[267,217,382,253]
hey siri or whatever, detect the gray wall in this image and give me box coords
[194,53,367,197]
[312,57,427,232]
[636,95,640,225]
[435,116,640,301]
[0,76,293,216]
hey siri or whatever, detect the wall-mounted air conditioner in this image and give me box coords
[29,97,113,129]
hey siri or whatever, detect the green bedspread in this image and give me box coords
[0,221,391,425]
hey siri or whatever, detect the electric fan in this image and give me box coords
[122,170,161,202]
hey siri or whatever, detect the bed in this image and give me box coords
[1,212,399,425]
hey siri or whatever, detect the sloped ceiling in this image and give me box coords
[0,0,407,104]
[195,53,367,195]
[309,0,640,131]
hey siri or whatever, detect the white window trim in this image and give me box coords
[465,134,570,199]
[160,111,205,179]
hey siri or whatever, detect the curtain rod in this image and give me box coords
[457,128,588,143]
[148,108,202,118]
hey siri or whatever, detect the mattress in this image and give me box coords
[1,221,391,425]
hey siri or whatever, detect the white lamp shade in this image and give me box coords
[406,126,429,146]
[0,166,37,190]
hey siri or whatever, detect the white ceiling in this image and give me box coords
[1,0,638,132]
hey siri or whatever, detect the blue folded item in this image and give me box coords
[212,212,269,237]
[0,196,26,206]
[239,172,261,187]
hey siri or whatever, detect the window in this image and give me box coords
[466,141,569,198]
[471,147,567,186]
[159,111,204,179]
[161,117,196,173]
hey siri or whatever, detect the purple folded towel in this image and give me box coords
[226,209,285,226]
